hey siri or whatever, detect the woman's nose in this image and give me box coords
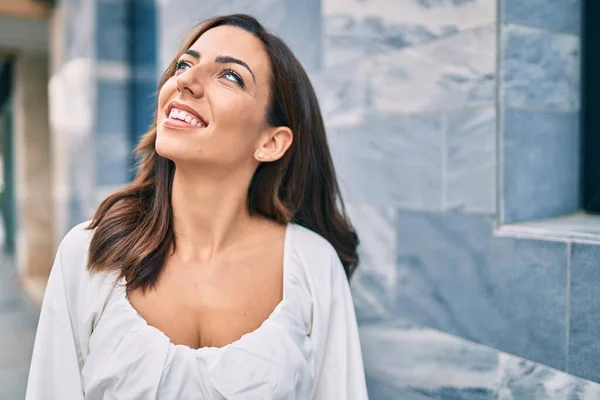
[175,69,205,98]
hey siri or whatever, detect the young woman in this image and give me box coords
[26,14,368,399]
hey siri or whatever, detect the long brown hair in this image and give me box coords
[87,14,359,291]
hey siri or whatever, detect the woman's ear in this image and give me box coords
[254,126,293,162]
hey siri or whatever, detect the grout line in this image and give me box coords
[441,112,447,211]
[372,105,497,118]
[494,227,600,245]
[324,21,497,69]
[496,2,505,224]
[326,105,577,121]
[503,22,581,40]
[497,0,502,24]
[501,105,580,114]
[494,213,600,243]
[497,224,600,239]
[566,241,571,372]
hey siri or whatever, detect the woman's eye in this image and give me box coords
[222,70,245,87]
[175,60,190,73]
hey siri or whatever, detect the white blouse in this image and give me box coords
[26,222,369,399]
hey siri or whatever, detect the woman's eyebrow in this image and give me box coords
[215,55,256,83]
[181,49,256,82]
[183,49,200,59]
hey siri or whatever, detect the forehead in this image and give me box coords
[189,25,270,81]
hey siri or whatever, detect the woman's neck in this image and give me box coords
[169,164,254,263]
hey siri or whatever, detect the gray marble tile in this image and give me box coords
[64,0,95,62]
[502,0,581,35]
[94,80,132,185]
[363,24,496,114]
[49,59,96,147]
[159,0,321,72]
[132,81,157,142]
[95,80,129,135]
[445,108,496,214]
[96,0,128,62]
[310,64,368,127]
[68,194,89,229]
[359,320,499,400]
[68,129,96,226]
[131,0,158,68]
[441,388,496,399]
[131,0,156,5]
[569,243,600,383]
[502,25,580,111]
[271,0,322,72]
[346,205,397,324]
[328,114,443,210]
[489,237,568,370]
[395,211,568,370]
[94,131,132,186]
[395,211,497,342]
[496,353,600,398]
[502,109,580,224]
[357,319,600,399]
[323,0,496,67]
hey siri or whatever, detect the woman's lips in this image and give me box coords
[163,118,202,129]
[163,107,208,130]
[166,101,208,126]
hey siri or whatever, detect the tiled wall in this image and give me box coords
[321,0,497,215]
[500,0,581,224]
[156,0,600,398]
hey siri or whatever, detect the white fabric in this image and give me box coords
[26,222,369,400]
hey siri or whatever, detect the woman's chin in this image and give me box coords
[155,135,190,161]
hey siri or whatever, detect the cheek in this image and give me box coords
[214,100,264,151]
[212,92,265,131]
[207,101,261,161]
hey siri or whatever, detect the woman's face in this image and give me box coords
[156,25,274,167]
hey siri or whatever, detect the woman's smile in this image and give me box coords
[163,110,207,130]
[163,101,208,130]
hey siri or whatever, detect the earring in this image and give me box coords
[258,152,264,159]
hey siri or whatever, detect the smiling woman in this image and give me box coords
[26,14,368,400]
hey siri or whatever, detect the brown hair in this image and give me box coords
[87,14,359,291]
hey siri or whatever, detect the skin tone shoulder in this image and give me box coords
[127,25,294,349]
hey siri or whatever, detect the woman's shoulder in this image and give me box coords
[287,223,345,283]
[54,220,100,288]
[288,223,336,254]
[57,220,94,263]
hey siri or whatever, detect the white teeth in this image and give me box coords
[168,107,206,127]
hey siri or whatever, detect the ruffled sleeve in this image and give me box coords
[291,228,369,400]
[311,252,368,399]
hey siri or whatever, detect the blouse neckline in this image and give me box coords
[118,222,295,353]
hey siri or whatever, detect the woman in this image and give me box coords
[26,14,368,400]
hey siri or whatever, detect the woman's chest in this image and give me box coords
[126,255,283,349]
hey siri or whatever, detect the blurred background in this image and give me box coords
[1,0,599,398]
